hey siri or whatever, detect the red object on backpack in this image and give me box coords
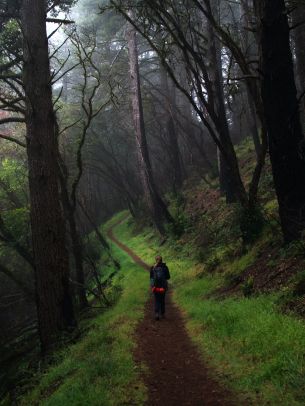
[152,287,165,293]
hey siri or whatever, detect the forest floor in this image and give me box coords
[10,138,305,406]
[107,221,235,406]
[111,208,305,405]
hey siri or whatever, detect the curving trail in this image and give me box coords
[107,221,235,406]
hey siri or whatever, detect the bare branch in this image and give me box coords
[0,73,22,80]
[49,35,71,59]
[48,23,63,40]
[58,119,81,137]
[51,62,80,85]
[0,58,21,73]
[0,117,25,125]
[0,133,26,147]
[46,18,74,24]
[0,96,25,115]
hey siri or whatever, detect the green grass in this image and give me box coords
[17,221,149,406]
[14,207,305,406]
[113,215,305,405]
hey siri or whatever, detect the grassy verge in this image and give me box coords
[16,218,148,406]
[113,215,305,405]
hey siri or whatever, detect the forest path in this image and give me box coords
[107,221,234,406]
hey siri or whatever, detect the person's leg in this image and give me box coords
[160,293,166,316]
[154,293,161,320]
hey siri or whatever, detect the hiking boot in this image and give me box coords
[155,313,160,321]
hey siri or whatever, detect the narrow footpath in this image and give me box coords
[107,224,234,406]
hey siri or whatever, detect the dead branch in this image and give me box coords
[0,133,26,147]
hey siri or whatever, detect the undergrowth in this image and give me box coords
[9,138,305,406]
[12,214,148,406]
[113,215,305,405]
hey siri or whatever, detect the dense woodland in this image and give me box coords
[2,0,305,404]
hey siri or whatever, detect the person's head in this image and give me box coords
[155,255,162,264]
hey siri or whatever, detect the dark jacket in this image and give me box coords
[150,262,170,289]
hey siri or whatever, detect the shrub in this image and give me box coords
[293,270,305,297]
[205,255,221,273]
[167,194,191,238]
[224,271,243,287]
[242,276,254,297]
[233,204,265,244]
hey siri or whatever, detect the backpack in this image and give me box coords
[152,266,167,289]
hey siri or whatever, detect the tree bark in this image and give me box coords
[239,0,262,158]
[126,16,173,234]
[160,66,183,193]
[58,155,88,309]
[21,0,75,353]
[291,3,305,129]
[257,0,305,241]
[246,85,262,158]
[206,1,240,203]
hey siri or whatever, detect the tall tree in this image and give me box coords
[234,0,262,158]
[113,1,263,210]
[21,0,75,352]
[291,1,305,128]
[126,16,173,234]
[256,0,305,241]
[160,65,183,193]
[205,0,236,202]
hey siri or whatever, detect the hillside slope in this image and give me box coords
[113,214,305,405]
[11,138,305,406]
[6,215,148,406]
[107,138,305,405]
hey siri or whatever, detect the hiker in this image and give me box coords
[150,255,170,320]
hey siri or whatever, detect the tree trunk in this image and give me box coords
[240,0,262,158]
[21,0,75,353]
[246,85,262,158]
[258,0,305,241]
[206,2,242,203]
[126,16,173,234]
[58,156,88,309]
[291,4,305,130]
[160,66,183,193]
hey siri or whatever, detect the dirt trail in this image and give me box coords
[107,222,234,406]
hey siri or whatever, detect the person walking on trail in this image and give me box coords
[150,255,170,321]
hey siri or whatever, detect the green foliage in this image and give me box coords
[184,295,305,405]
[293,271,305,297]
[0,158,30,266]
[114,213,305,405]
[201,243,242,273]
[204,254,221,273]
[227,249,257,276]
[280,239,305,260]
[223,269,243,288]
[166,194,191,237]
[197,213,219,247]
[0,19,22,59]
[242,276,254,297]
[0,158,27,201]
[2,208,29,245]
[18,239,148,406]
[232,204,265,244]
[83,234,102,262]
